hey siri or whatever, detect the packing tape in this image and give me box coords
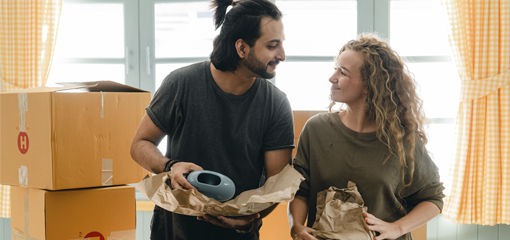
[11,188,38,240]
[11,228,38,240]
[107,229,136,240]
[102,158,113,186]
[101,91,105,118]
[18,93,28,132]
[24,188,29,240]
[19,166,28,186]
[11,229,38,240]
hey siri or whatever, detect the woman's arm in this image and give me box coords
[288,195,317,240]
[365,201,440,240]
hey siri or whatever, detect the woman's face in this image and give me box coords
[329,49,366,107]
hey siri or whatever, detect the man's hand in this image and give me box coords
[197,213,260,230]
[365,212,403,240]
[169,162,203,190]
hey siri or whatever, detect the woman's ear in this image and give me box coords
[235,39,248,58]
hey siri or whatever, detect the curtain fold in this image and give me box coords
[0,0,62,218]
[443,0,510,225]
[0,0,62,91]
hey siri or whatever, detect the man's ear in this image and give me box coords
[235,39,248,58]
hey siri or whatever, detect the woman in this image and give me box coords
[288,33,444,240]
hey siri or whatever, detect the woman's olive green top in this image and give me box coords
[293,112,445,240]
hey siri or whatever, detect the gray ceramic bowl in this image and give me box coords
[186,170,236,202]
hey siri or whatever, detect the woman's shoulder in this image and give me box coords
[303,112,337,128]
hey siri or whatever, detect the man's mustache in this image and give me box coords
[268,60,280,65]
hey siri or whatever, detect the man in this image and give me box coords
[130,0,294,239]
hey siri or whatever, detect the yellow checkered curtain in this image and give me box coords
[0,0,62,91]
[0,0,62,218]
[443,0,510,225]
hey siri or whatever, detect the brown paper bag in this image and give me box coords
[312,182,376,240]
[136,164,304,217]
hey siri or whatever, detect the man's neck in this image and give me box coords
[210,62,257,96]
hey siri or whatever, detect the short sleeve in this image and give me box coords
[293,121,311,198]
[146,73,184,135]
[402,142,445,212]
[262,95,295,151]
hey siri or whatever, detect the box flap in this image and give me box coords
[2,81,147,94]
[56,81,148,92]
[4,85,93,93]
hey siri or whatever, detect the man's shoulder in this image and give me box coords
[160,61,209,88]
[257,79,288,100]
[170,61,209,79]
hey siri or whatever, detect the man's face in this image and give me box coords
[242,17,286,79]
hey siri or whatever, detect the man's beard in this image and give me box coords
[244,50,279,79]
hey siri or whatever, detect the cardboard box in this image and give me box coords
[10,185,136,240]
[0,81,151,190]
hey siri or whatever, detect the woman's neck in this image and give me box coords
[338,107,378,133]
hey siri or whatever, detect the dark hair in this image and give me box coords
[209,0,282,71]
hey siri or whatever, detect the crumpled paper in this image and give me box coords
[312,182,376,240]
[136,164,304,217]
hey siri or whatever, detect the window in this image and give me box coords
[274,0,358,111]
[48,0,139,87]
[389,0,459,181]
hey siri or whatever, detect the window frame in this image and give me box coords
[53,0,140,87]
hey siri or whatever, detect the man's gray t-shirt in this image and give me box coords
[146,61,294,240]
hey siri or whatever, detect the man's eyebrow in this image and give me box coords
[267,39,282,43]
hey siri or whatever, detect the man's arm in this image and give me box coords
[130,114,168,174]
[130,114,202,189]
[258,148,293,218]
[264,148,293,178]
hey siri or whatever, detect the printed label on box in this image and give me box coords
[17,132,29,154]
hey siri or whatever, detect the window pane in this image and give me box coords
[158,136,168,157]
[426,123,456,183]
[155,3,219,58]
[155,63,190,90]
[46,64,125,86]
[275,62,333,111]
[276,0,357,56]
[407,62,461,118]
[54,3,124,58]
[390,0,451,56]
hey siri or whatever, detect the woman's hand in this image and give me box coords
[291,224,317,240]
[197,213,260,230]
[364,213,403,240]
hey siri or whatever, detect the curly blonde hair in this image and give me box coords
[329,33,428,194]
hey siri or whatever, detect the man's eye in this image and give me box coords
[268,45,277,49]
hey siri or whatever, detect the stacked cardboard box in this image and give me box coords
[0,81,151,239]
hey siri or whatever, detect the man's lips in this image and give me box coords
[268,60,280,67]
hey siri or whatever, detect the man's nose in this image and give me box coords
[277,46,286,61]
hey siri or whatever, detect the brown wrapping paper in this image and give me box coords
[136,164,304,217]
[312,182,376,240]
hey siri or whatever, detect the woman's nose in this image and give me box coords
[329,74,337,83]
